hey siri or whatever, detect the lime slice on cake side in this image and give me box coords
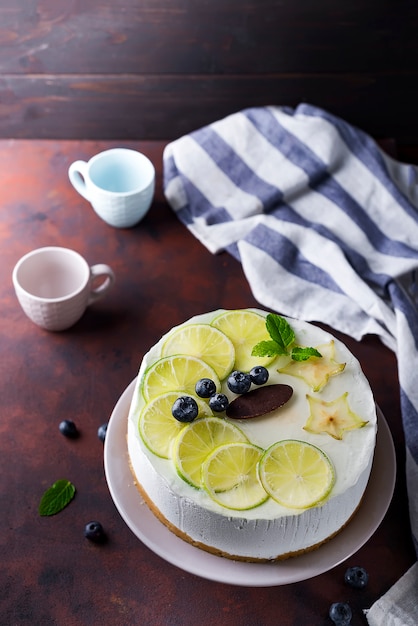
[211,310,277,372]
[141,355,221,402]
[172,417,249,488]
[138,391,214,459]
[202,442,269,510]
[161,323,235,380]
[259,440,335,509]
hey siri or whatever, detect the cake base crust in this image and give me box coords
[129,458,364,562]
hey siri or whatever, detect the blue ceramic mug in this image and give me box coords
[68,148,155,228]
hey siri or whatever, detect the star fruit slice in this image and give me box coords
[278,340,345,391]
[304,392,369,440]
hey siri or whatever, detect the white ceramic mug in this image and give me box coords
[12,247,115,331]
[68,148,155,228]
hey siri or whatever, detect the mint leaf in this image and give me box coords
[251,313,323,363]
[291,346,322,362]
[39,479,76,516]
[251,340,282,358]
[265,314,295,353]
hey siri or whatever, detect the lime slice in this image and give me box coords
[141,355,220,402]
[202,442,268,510]
[211,310,276,372]
[259,440,335,509]
[172,417,248,488]
[161,323,235,380]
[138,391,213,459]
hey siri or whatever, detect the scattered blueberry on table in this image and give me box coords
[59,419,79,439]
[97,423,108,442]
[344,566,369,589]
[84,521,107,544]
[329,601,352,625]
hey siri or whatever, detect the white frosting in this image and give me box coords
[127,309,377,560]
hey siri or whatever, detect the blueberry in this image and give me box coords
[97,423,108,443]
[195,378,217,398]
[209,393,229,413]
[172,396,199,422]
[84,521,107,544]
[329,602,352,626]
[227,370,252,394]
[344,566,369,589]
[59,420,79,439]
[250,366,269,386]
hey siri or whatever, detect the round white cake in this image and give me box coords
[127,309,377,561]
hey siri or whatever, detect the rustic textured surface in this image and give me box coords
[1,1,418,142]
[0,139,416,625]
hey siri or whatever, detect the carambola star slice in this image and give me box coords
[304,392,369,440]
[278,340,345,391]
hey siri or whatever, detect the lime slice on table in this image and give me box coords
[202,442,269,510]
[172,417,248,488]
[161,323,235,380]
[141,355,221,402]
[211,310,276,372]
[138,391,213,459]
[259,440,335,509]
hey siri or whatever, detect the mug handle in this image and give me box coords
[68,160,90,201]
[88,264,115,305]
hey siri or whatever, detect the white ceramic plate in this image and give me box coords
[104,378,396,586]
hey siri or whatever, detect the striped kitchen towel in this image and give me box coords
[163,104,418,622]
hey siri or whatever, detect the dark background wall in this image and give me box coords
[1,0,418,145]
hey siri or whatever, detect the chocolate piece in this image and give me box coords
[226,384,293,419]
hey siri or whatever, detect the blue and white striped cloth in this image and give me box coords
[163,104,418,623]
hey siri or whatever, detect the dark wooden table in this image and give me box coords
[1,139,416,626]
